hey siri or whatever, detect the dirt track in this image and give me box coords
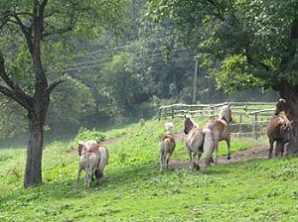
[169,143,269,170]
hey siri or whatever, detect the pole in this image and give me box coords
[192,59,198,104]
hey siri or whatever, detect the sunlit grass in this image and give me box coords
[0,118,297,221]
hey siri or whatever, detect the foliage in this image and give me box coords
[47,76,96,129]
[74,127,105,143]
[146,0,298,90]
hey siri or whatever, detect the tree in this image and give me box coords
[0,0,128,187]
[146,0,298,155]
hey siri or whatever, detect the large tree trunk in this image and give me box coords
[278,83,298,155]
[24,94,49,187]
[24,111,44,187]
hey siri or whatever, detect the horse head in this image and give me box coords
[220,104,232,122]
[184,116,198,134]
[165,122,174,134]
[275,98,287,115]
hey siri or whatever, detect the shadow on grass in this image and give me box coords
[1,158,267,205]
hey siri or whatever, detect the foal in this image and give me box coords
[160,122,176,171]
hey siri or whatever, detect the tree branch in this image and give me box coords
[42,26,74,38]
[0,52,33,110]
[46,79,65,94]
[13,14,33,55]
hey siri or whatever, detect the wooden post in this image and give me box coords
[239,114,243,138]
[171,106,174,119]
[192,60,198,104]
[252,113,258,140]
[158,108,161,121]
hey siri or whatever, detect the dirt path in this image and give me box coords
[169,143,269,170]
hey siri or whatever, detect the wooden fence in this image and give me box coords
[158,102,276,139]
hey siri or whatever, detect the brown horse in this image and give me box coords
[184,117,214,173]
[205,104,232,162]
[267,115,292,158]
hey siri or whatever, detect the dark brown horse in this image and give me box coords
[267,115,292,158]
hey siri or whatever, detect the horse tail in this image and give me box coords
[202,129,214,162]
[96,146,109,179]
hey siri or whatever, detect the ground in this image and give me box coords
[169,143,269,170]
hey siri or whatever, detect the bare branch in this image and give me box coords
[0,52,33,110]
[39,0,48,16]
[13,14,33,54]
[42,25,74,38]
[46,79,66,94]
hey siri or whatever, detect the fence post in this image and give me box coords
[171,106,174,119]
[252,113,258,140]
[158,108,161,121]
[239,114,243,138]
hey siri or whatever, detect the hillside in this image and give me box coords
[0,119,297,222]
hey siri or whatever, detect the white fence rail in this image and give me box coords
[158,102,276,139]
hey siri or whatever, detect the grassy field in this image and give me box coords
[1,118,298,222]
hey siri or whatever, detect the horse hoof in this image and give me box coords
[227,156,231,160]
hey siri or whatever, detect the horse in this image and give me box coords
[184,117,214,173]
[77,149,100,188]
[160,122,176,171]
[267,114,292,158]
[275,98,288,115]
[77,140,98,156]
[205,104,232,162]
[77,141,109,185]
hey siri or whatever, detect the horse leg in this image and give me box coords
[160,152,165,172]
[214,143,219,163]
[268,139,274,159]
[275,142,283,157]
[166,151,173,169]
[280,142,285,158]
[187,147,194,170]
[226,137,231,160]
[77,167,82,185]
[160,144,165,172]
[193,152,200,170]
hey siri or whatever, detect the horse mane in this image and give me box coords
[219,104,232,122]
[184,117,199,134]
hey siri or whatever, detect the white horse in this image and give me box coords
[205,104,232,162]
[184,117,214,173]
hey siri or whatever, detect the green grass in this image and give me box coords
[0,118,297,221]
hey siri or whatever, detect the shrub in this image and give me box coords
[74,127,105,143]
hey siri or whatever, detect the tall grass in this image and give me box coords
[1,118,297,222]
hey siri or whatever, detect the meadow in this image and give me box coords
[1,117,298,222]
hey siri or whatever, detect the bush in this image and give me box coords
[74,127,105,143]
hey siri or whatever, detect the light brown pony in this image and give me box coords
[160,122,176,171]
[77,149,100,188]
[267,115,292,158]
[77,141,109,185]
[184,117,214,173]
[205,104,232,162]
